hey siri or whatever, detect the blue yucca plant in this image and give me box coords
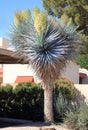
[9,8,80,124]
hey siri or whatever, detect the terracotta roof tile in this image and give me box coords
[14,76,34,83]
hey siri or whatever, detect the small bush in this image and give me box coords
[54,77,75,122]
[64,103,88,130]
[13,82,44,121]
[54,91,69,122]
[54,77,75,100]
[77,104,88,130]
[16,82,34,88]
[65,111,78,129]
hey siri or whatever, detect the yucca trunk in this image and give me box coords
[44,84,54,124]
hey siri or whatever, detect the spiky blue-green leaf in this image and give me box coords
[10,17,80,85]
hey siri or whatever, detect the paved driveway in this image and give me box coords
[0,123,71,130]
[0,118,71,130]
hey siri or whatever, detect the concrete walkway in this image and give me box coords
[0,118,71,130]
[0,123,71,130]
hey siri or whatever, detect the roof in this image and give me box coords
[79,68,88,76]
[79,73,87,78]
[14,76,34,83]
[79,68,88,78]
[0,48,28,64]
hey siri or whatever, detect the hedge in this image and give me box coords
[0,78,75,122]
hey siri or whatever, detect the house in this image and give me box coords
[0,37,80,85]
[2,61,79,85]
[0,38,9,49]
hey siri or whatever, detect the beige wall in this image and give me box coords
[61,61,79,84]
[3,64,36,83]
[3,61,79,84]
[0,38,9,49]
[75,84,88,102]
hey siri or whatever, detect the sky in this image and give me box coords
[0,0,44,39]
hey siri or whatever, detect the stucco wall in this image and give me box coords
[75,84,88,102]
[61,61,79,84]
[3,64,36,83]
[0,38,9,49]
[3,61,79,84]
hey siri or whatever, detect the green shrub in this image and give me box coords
[54,77,75,100]
[77,104,88,130]
[13,82,44,121]
[0,79,75,122]
[54,91,69,122]
[54,77,75,122]
[0,82,44,121]
[64,111,78,129]
[16,82,33,88]
[64,103,88,130]
[0,84,14,117]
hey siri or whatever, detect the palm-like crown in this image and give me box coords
[10,8,80,85]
